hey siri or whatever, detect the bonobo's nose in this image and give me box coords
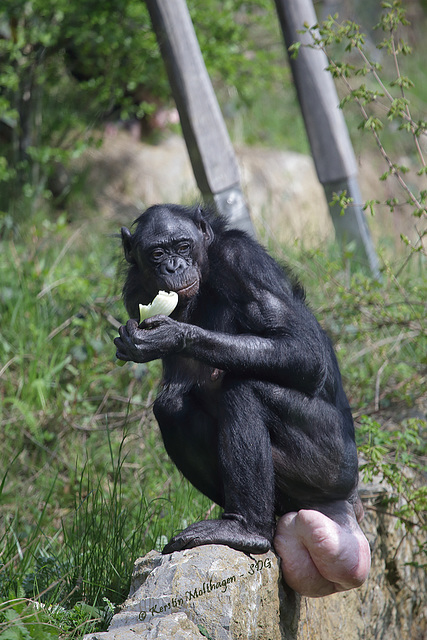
[161,257,186,275]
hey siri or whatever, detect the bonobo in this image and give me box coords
[114,204,370,596]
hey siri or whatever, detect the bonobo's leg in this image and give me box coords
[265,387,370,596]
[219,377,276,541]
[269,386,359,508]
[153,386,223,508]
[274,501,371,597]
[161,378,275,554]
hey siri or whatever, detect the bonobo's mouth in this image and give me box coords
[175,279,199,297]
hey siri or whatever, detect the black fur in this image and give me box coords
[114,204,359,554]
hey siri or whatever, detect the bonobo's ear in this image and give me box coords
[121,227,135,263]
[194,206,214,246]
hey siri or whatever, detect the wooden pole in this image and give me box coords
[274,0,380,277]
[145,0,254,235]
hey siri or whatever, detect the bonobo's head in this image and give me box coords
[121,204,214,317]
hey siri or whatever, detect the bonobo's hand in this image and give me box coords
[114,315,188,363]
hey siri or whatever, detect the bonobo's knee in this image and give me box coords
[337,441,360,496]
[153,392,185,425]
[315,429,358,499]
[221,378,278,413]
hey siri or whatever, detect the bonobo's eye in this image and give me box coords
[150,248,165,261]
[177,242,191,255]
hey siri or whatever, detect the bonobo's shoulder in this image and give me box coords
[210,226,272,267]
[209,226,305,302]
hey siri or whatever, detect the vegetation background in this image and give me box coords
[0,0,425,636]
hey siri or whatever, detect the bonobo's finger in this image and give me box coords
[113,336,124,349]
[114,336,132,361]
[117,324,139,350]
[117,325,131,344]
[118,325,129,339]
[126,318,139,334]
[115,350,131,362]
[114,336,132,352]
[141,314,168,329]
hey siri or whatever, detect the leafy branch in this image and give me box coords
[357,415,427,566]
[290,0,426,258]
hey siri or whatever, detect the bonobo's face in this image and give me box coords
[122,207,213,305]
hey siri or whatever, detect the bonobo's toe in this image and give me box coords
[162,519,270,554]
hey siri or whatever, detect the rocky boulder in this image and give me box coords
[83,489,426,640]
[84,545,287,640]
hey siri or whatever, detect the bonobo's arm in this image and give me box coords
[183,321,326,392]
[115,305,328,394]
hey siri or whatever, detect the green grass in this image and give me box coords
[0,216,220,636]
[0,212,425,636]
[0,4,426,635]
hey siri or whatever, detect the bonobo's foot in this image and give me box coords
[162,518,271,555]
[273,500,371,598]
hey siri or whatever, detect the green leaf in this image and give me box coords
[288,42,301,59]
[363,199,380,216]
[390,75,414,89]
[364,116,384,131]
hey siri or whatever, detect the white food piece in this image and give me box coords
[139,290,179,323]
[117,291,179,366]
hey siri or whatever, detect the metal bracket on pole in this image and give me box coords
[211,187,255,235]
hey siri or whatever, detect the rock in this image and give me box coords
[83,488,426,640]
[83,611,203,640]
[237,145,333,244]
[84,546,287,640]
[78,129,422,248]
